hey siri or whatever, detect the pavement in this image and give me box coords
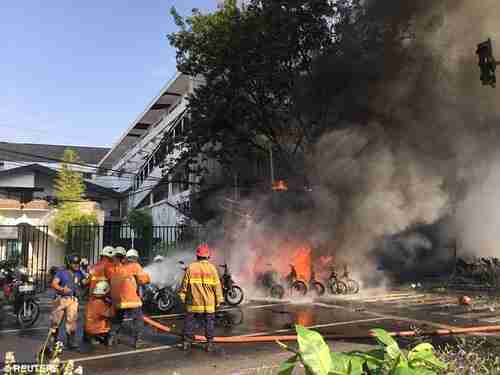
[2,289,500,374]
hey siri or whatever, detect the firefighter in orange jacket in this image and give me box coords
[88,246,114,294]
[84,280,114,345]
[108,248,150,349]
[179,243,224,352]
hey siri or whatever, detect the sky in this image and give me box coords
[0,1,217,148]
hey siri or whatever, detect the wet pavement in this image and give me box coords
[2,290,500,374]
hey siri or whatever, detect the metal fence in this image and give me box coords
[0,225,49,291]
[67,223,205,264]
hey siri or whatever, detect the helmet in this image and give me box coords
[80,258,89,267]
[196,243,211,258]
[101,246,115,258]
[126,249,139,258]
[153,255,165,263]
[66,254,81,266]
[93,280,110,296]
[114,247,126,257]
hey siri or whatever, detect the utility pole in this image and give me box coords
[269,144,275,188]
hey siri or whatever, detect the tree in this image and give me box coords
[51,149,98,241]
[168,0,340,181]
[54,149,85,204]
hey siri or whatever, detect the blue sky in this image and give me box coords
[0,1,217,147]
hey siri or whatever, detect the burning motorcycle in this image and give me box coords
[141,282,176,313]
[326,267,348,295]
[255,267,285,299]
[0,261,40,328]
[309,269,326,297]
[284,265,308,296]
[341,266,360,294]
[219,264,244,306]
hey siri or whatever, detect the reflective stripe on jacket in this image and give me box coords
[179,260,224,313]
[84,297,114,335]
[89,258,112,294]
[109,262,150,310]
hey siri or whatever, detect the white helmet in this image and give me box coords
[80,258,89,267]
[114,246,126,257]
[153,255,165,263]
[126,249,139,258]
[101,246,115,258]
[93,280,110,296]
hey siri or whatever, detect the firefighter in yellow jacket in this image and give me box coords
[108,248,150,349]
[179,243,224,352]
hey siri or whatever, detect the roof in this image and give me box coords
[0,142,109,165]
[0,164,121,200]
[98,73,193,170]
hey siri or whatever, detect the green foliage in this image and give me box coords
[52,207,98,241]
[278,326,447,375]
[54,149,85,204]
[128,209,153,254]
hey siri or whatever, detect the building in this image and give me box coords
[97,73,216,227]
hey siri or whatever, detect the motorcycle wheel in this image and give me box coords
[291,281,308,296]
[270,284,285,299]
[17,299,40,328]
[312,281,326,297]
[328,279,348,295]
[156,292,175,313]
[225,285,244,306]
[346,279,360,294]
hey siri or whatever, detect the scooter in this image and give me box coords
[219,264,244,306]
[0,261,40,328]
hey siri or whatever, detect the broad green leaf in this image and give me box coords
[348,356,364,375]
[408,351,446,370]
[296,325,332,375]
[329,352,350,374]
[409,343,434,355]
[279,355,299,375]
[371,329,398,348]
[392,365,417,375]
[412,369,437,375]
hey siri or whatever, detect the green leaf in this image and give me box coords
[371,329,398,348]
[279,355,299,375]
[296,325,332,375]
[409,343,434,354]
[329,352,350,374]
[392,365,417,375]
[408,351,446,370]
[412,369,437,375]
[348,356,364,375]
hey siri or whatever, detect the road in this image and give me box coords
[1,289,499,374]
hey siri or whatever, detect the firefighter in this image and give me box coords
[179,243,224,352]
[108,248,150,349]
[84,280,114,345]
[49,254,88,350]
[88,246,114,294]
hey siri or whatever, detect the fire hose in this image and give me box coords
[142,315,500,343]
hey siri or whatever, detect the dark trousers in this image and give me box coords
[183,312,215,342]
[111,307,144,340]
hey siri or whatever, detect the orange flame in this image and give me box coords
[272,180,288,191]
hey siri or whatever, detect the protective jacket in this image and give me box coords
[108,262,150,309]
[84,297,114,335]
[89,258,112,294]
[179,260,224,313]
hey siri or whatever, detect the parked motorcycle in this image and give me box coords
[309,269,326,297]
[255,267,285,299]
[219,264,244,306]
[341,266,360,294]
[0,261,40,328]
[284,265,308,296]
[326,267,348,295]
[141,283,176,313]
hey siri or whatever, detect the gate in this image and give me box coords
[0,225,49,291]
[67,223,204,264]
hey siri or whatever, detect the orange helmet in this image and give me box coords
[196,243,211,258]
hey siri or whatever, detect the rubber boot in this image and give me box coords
[182,337,192,351]
[67,333,79,350]
[134,336,146,349]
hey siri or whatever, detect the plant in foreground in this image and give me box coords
[278,326,447,375]
[3,331,83,375]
